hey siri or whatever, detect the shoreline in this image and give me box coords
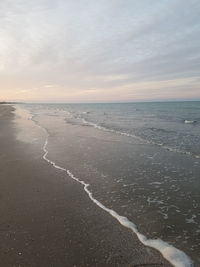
[0,104,173,266]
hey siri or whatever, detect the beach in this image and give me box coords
[0,105,175,266]
[1,0,200,265]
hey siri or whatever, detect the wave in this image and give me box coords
[29,113,193,267]
[148,127,176,134]
[81,118,149,143]
[80,117,200,159]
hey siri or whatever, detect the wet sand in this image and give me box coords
[0,105,171,266]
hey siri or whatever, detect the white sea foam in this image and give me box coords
[149,182,163,185]
[185,215,197,224]
[41,134,193,267]
[184,120,196,124]
[81,118,148,143]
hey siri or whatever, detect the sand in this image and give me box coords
[0,105,171,266]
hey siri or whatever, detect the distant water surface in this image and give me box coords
[30,101,200,156]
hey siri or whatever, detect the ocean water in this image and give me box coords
[22,101,200,266]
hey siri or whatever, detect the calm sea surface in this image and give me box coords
[24,101,200,265]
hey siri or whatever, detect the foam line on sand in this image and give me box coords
[42,134,193,267]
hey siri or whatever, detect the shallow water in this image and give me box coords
[21,102,200,266]
[41,101,200,157]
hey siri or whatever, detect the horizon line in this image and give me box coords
[12,99,200,105]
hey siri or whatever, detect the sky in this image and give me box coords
[0,0,200,103]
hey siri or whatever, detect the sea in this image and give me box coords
[19,101,200,266]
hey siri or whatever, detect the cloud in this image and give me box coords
[0,0,200,102]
